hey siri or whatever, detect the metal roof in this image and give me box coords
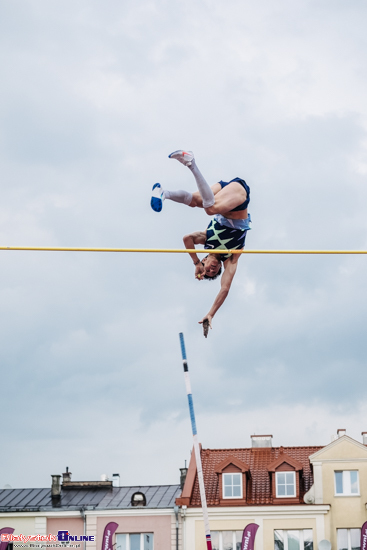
[0,485,181,512]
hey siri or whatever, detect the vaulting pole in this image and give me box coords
[179,333,212,550]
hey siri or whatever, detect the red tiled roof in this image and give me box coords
[188,446,323,506]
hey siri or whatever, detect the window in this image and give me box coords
[274,529,313,550]
[335,471,359,495]
[275,472,296,497]
[212,531,242,550]
[131,491,146,506]
[337,529,361,550]
[222,473,242,498]
[116,533,153,550]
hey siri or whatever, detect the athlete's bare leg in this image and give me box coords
[151,150,247,215]
[169,151,247,215]
[189,182,247,216]
[189,184,222,208]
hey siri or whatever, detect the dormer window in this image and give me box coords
[267,453,303,503]
[223,473,243,499]
[131,491,146,506]
[214,455,250,506]
[275,471,296,498]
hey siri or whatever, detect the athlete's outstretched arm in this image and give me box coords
[199,255,240,328]
[183,231,206,279]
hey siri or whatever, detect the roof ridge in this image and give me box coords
[1,484,181,491]
[202,445,324,451]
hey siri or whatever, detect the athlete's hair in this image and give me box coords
[202,255,222,281]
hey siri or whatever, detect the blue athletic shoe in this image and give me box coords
[151,183,164,212]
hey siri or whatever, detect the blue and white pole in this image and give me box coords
[179,333,212,550]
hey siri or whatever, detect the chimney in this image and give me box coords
[251,434,273,448]
[337,429,346,438]
[62,467,71,483]
[362,432,367,446]
[51,475,61,498]
[100,474,108,482]
[112,474,120,487]
[180,462,188,490]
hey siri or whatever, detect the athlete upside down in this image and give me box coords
[151,150,251,332]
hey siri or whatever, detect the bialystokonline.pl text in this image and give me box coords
[13,544,81,548]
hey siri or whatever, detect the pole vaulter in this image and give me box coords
[150,149,367,333]
[152,149,252,332]
[179,332,212,550]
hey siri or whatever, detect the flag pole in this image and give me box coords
[179,333,212,550]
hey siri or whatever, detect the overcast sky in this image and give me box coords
[1,0,367,489]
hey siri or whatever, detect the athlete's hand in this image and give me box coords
[199,314,213,329]
[195,263,205,280]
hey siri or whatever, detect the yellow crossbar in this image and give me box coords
[0,246,367,254]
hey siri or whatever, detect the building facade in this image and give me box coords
[175,432,367,550]
[2,431,367,550]
[0,470,182,550]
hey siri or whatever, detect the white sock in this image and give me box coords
[188,159,215,208]
[164,189,193,206]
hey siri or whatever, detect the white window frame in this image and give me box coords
[337,528,361,550]
[211,530,243,550]
[222,472,243,499]
[334,470,360,496]
[115,533,154,550]
[274,529,313,550]
[275,471,296,498]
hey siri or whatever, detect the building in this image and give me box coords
[175,431,367,550]
[0,469,182,550]
[2,430,367,550]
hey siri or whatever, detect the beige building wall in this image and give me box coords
[86,515,97,550]
[310,435,367,550]
[0,516,36,535]
[184,505,329,550]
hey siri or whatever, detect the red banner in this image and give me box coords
[241,523,259,550]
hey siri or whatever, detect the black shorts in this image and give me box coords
[218,177,250,212]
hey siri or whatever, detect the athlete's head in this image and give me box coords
[201,254,222,280]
